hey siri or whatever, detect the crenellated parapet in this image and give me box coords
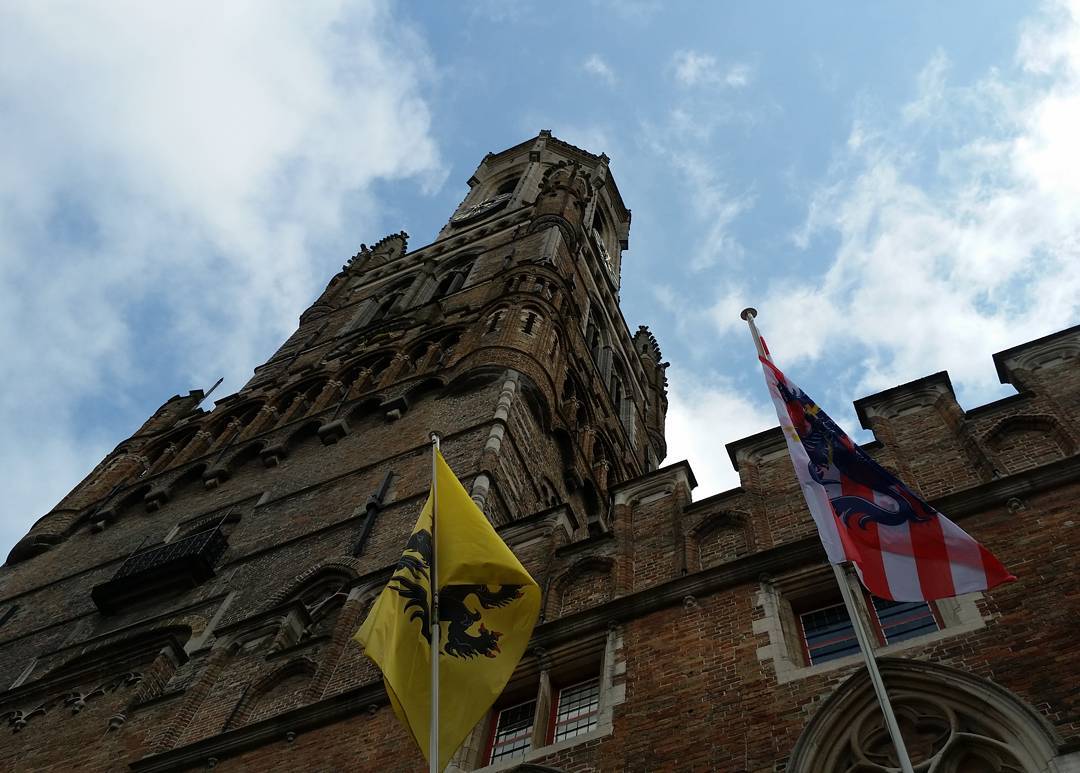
[853,372,987,497]
[709,326,1080,551]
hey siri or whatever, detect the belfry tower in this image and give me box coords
[4,132,1080,773]
[0,132,669,771]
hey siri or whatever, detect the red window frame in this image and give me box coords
[484,697,537,765]
[547,678,601,744]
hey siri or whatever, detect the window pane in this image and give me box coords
[488,699,536,763]
[553,679,600,742]
[800,603,859,665]
[872,597,939,644]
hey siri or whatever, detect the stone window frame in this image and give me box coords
[456,625,626,772]
[754,565,987,684]
[796,596,942,666]
[788,657,1067,772]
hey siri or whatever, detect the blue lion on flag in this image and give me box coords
[774,375,935,530]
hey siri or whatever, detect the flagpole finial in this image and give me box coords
[740,307,758,321]
[430,432,441,449]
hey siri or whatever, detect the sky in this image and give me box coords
[2,1,1080,556]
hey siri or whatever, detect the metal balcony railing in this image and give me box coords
[114,527,226,579]
[91,527,228,614]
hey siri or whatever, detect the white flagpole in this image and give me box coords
[739,308,915,773]
[429,432,441,773]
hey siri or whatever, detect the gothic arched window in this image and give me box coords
[495,176,520,196]
[433,258,475,299]
[592,205,608,237]
[789,659,1059,773]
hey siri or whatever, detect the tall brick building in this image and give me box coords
[1,133,1078,772]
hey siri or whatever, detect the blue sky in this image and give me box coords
[3,1,1079,555]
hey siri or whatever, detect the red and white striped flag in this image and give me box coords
[758,355,1014,602]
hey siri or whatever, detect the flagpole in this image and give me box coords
[429,432,441,773]
[739,308,915,773]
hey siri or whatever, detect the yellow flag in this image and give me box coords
[354,449,541,772]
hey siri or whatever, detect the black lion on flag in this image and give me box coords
[387,528,523,660]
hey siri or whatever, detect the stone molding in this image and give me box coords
[993,323,1080,385]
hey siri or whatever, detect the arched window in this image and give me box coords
[789,659,1059,773]
[495,176,520,196]
[586,319,602,362]
[433,259,475,299]
[370,277,414,324]
[592,205,608,237]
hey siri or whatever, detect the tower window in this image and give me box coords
[592,206,608,237]
[495,176,520,196]
[522,310,538,335]
[486,309,504,334]
[587,322,601,361]
[433,260,475,299]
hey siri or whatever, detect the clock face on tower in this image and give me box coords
[449,192,512,226]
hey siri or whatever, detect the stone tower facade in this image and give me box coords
[2,133,1080,773]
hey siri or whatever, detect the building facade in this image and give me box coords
[1,133,1078,772]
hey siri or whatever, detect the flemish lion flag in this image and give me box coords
[354,450,541,771]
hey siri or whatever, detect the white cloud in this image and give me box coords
[675,158,753,271]
[761,0,1080,401]
[672,51,751,89]
[902,50,950,124]
[0,1,444,552]
[662,367,776,497]
[583,53,617,85]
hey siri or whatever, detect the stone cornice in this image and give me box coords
[128,681,390,772]
[1,629,188,707]
[611,459,697,506]
[853,371,955,428]
[993,322,1080,384]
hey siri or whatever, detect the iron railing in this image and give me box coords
[92,526,228,614]
[114,526,227,580]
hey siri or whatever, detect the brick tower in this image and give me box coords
[0,132,669,771]
[3,133,1080,773]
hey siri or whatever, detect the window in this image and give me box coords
[799,603,860,665]
[434,260,475,299]
[798,596,941,666]
[551,678,600,742]
[486,309,504,334]
[758,567,982,684]
[470,628,626,770]
[495,177,520,196]
[521,310,538,335]
[787,660,1059,772]
[871,597,940,644]
[487,698,537,764]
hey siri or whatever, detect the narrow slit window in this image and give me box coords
[523,311,538,335]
